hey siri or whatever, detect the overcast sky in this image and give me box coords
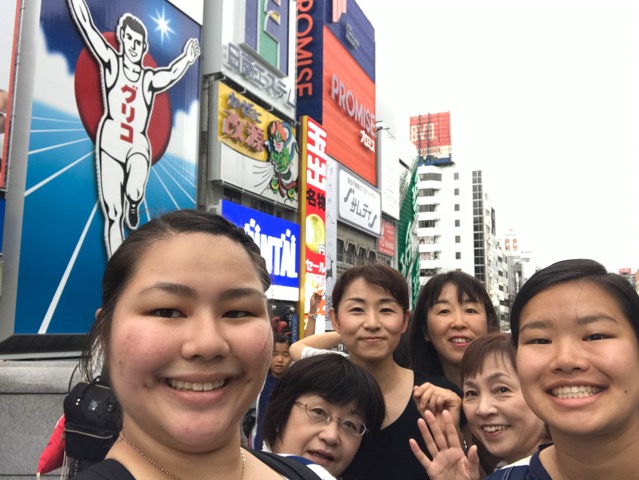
[357,0,639,273]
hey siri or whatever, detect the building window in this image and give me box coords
[357,248,367,265]
[337,239,344,262]
[455,235,461,243]
[454,204,460,211]
[454,172,459,180]
[454,188,459,196]
[345,244,355,265]
[455,219,460,227]
[456,252,461,260]
[223,187,241,203]
[419,220,437,228]
[419,173,442,182]
[418,188,437,197]
[251,197,274,215]
[419,204,437,212]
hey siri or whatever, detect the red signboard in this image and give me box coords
[409,112,451,159]
[378,221,395,257]
[297,116,328,332]
[322,28,376,185]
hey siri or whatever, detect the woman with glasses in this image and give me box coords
[290,265,462,480]
[263,354,385,479]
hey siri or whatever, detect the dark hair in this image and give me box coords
[330,265,409,313]
[460,332,516,383]
[118,14,147,42]
[263,355,386,450]
[81,210,270,380]
[273,334,292,347]
[510,258,639,346]
[408,271,499,376]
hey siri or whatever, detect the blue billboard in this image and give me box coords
[220,200,299,302]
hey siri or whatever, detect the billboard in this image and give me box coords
[220,200,300,302]
[296,0,377,185]
[378,128,400,220]
[297,116,328,332]
[0,0,202,349]
[212,82,298,205]
[378,220,396,257]
[0,1,19,190]
[409,112,453,166]
[201,1,297,120]
[337,164,381,236]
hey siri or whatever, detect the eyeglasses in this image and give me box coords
[294,401,368,436]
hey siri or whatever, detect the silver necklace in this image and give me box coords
[119,431,246,480]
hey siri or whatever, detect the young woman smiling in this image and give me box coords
[290,265,461,480]
[411,259,639,480]
[73,210,321,480]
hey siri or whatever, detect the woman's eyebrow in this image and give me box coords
[577,314,618,326]
[519,319,550,334]
[218,287,266,301]
[139,282,197,298]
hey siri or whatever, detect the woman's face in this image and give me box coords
[517,280,639,441]
[463,354,546,463]
[275,394,364,476]
[107,233,272,451]
[426,283,489,371]
[330,278,409,364]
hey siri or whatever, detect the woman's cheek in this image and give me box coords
[244,320,274,365]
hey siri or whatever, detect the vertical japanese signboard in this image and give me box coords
[297,116,327,334]
[295,0,377,186]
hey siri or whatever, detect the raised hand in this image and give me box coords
[409,410,480,480]
[413,382,462,429]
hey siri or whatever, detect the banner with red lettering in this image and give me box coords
[297,116,328,334]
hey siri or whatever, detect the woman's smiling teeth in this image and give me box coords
[168,379,225,392]
[551,385,603,399]
[482,425,509,433]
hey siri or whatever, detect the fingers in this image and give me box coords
[422,410,451,452]
[409,436,432,470]
[467,445,481,480]
[414,383,462,415]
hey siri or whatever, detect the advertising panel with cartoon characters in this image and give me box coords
[214,82,299,206]
[0,0,202,345]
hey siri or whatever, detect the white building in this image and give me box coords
[415,165,512,326]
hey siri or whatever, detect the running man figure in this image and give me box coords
[68,0,200,257]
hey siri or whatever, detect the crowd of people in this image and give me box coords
[40,210,639,480]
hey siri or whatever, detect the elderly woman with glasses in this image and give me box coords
[262,354,386,479]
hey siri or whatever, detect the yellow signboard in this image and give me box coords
[217,82,290,162]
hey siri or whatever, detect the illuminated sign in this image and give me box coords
[215,82,298,204]
[202,1,297,119]
[378,221,396,257]
[0,0,201,349]
[226,43,294,107]
[330,73,375,138]
[296,0,377,185]
[221,199,300,301]
[410,112,453,165]
[298,116,328,329]
[244,0,291,76]
[337,164,381,236]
